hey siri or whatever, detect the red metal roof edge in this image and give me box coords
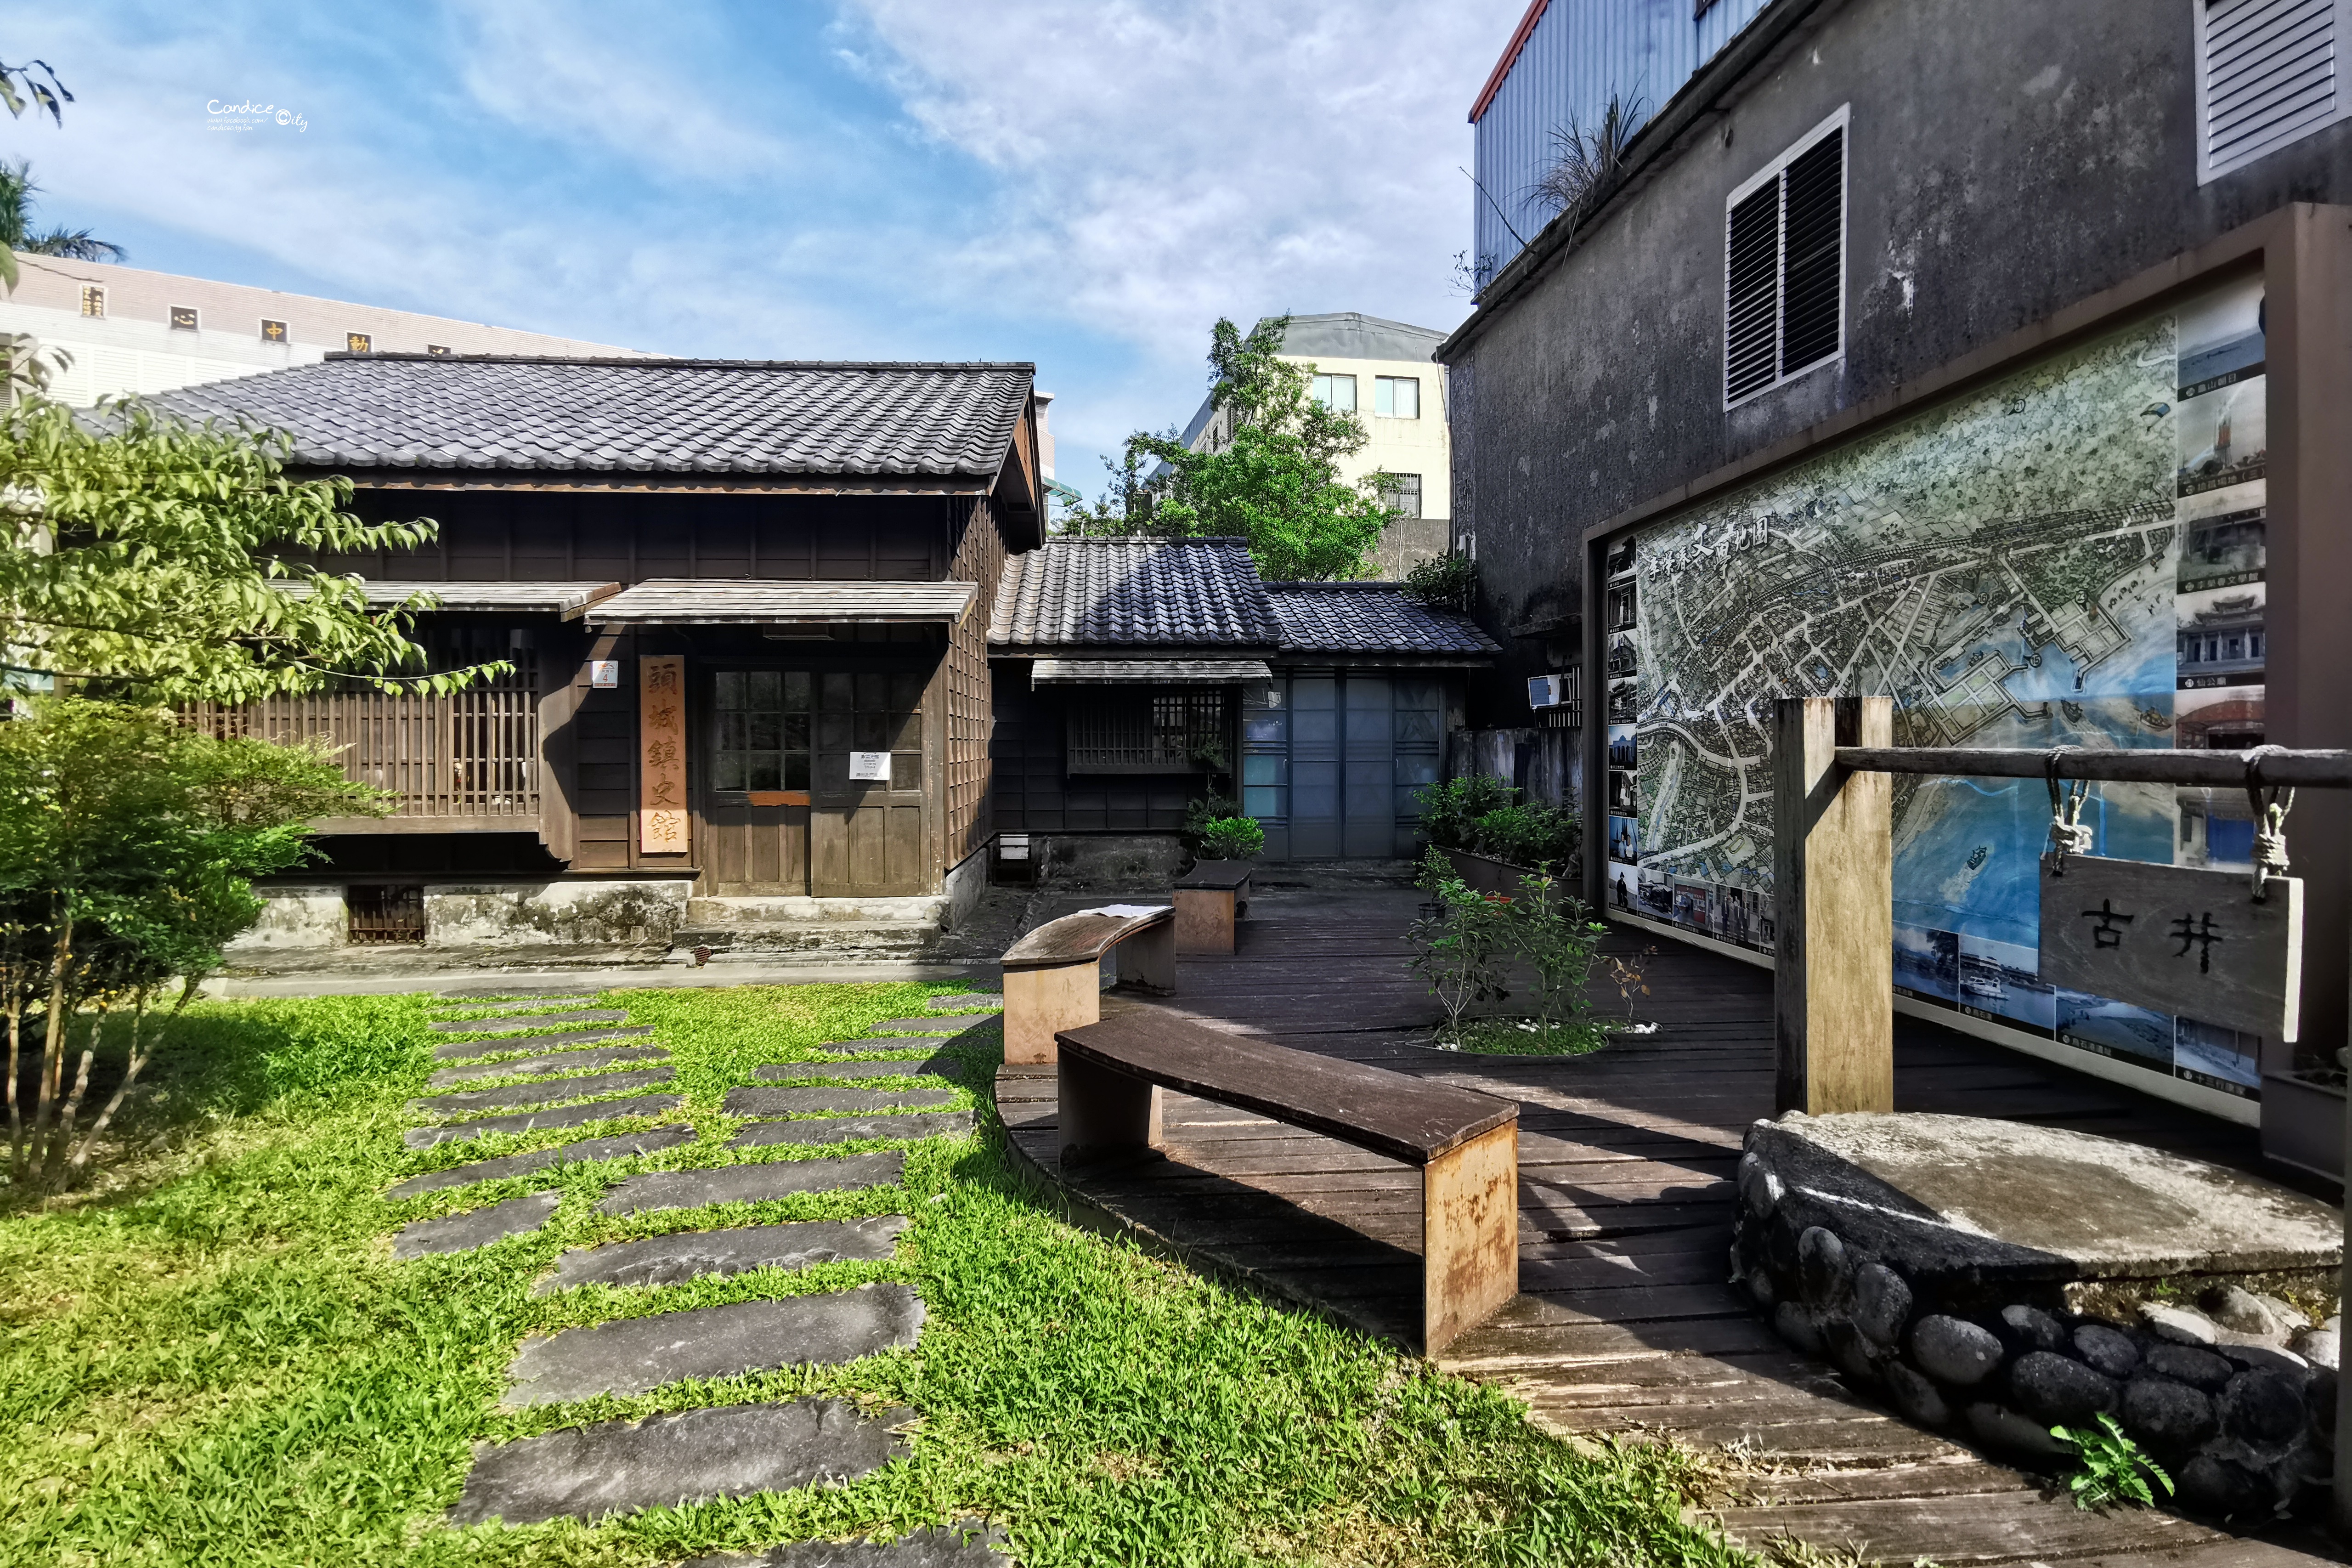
[1469,0,1552,124]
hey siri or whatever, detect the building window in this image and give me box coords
[2196,0,2347,182]
[345,332,372,354]
[1380,473,1423,518]
[1374,375,1419,418]
[260,318,288,343]
[79,285,105,318]
[1311,372,1356,412]
[346,884,425,945]
[427,344,452,356]
[169,306,199,332]
[1067,690,1226,772]
[712,669,811,792]
[1724,108,1848,408]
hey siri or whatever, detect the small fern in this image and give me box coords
[2052,1413,2173,1510]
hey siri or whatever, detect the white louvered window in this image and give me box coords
[1724,108,1849,409]
[2196,0,2348,182]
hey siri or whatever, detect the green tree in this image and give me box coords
[1065,315,1397,581]
[0,700,387,1189]
[0,397,497,701]
[0,159,124,269]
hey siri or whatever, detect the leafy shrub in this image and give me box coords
[1402,552,1477,612]
[1183,792,1241,842]
[1417,777,1582,869]
[1416,775,1514,854]
[1408,848,1513,1038]
[2054,1414,2173,1510]
[1195,816,1266,861]
[1506,867,1607,1041]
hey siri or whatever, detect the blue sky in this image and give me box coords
[4,0,1524,494]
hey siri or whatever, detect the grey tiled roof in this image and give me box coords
[990,538,1282,648]
[1031,659,1272,684]
[1265,582,1502,656]
[149,356,1034,480]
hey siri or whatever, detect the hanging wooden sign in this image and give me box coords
[639,655,690,854]
[2038,853,2301,1041]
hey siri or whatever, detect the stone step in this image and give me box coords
[430,1010,632,1033]
[407,1093,684,1150]
[869,1017,985,1036]
[435,992,601,1006]
[448,1398,909,1527]
[535,1215,910,1295]
[391,1191,563,1259]
[410,1066,675,1120]
[752,1059,955,1084]
[672,923,940,961]
[814,1036,952,1052]
[724,1087,959,1118]
[687,894,948,927]
[597,1151,906,1217]
[927,995,1003,1012]
[388,1125,698,1199]
[685,1524,1013,1566]
[732,1114,975,1150]
[501,1283,926,1406]
[434,1025,655,1063]
[427,1044,671,1089]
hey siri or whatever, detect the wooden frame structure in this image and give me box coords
[998,907,1176,1065]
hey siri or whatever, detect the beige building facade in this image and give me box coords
[0,255,638,406]
[1180,312,1450,578]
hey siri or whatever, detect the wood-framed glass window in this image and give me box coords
[712,670,811,792]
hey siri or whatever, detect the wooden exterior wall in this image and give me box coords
[989,671,1216,833]
[941,496,1006,868]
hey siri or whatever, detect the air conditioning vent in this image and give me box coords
[1723,112,1848,408]
[2198,0,2345,181]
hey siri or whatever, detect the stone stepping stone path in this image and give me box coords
[598,1151,905,1216]
[725,1086,959,1118]
[753,1059,955,1084]
[388,1125,697,1199]
[427,1043,670,1089]
[808,1040,950,1056]
[870,1018,982,1036]
[732,1113,974,1150]
[407,1093,683,1149]
[687,1524,1012,1566]
[434,1025,654,1062]
[503,1282,926,1405]
[449,1397,909,1526]
[927,994,1002,1012]
[535,1216,910,1295]
[410,1066,675,1119]
[430,1009,631,1034]
[392,1191,563,1259]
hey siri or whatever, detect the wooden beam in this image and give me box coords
[1835,744,2352,788]
[1772,696,1894,1116]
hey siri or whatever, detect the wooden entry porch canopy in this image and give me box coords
[582,579,979,628]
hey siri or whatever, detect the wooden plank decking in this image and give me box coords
[992,888,2346,1567]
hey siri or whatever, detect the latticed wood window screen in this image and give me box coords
[1068,691,1226,773]
[944,498,1001,860]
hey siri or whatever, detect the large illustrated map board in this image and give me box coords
[1604,278,2267,1108]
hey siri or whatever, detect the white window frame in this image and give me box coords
[2194,0,2350,183]
[1374,375,1420,419]
[1312,372,1356,413]
[1722,104,1850,412]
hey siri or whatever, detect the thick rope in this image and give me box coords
[2045,748,2092,871]
[2245,744,2295,902]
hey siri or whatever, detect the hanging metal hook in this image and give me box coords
[2045,746,2092,873]
[2243,744,2295,901]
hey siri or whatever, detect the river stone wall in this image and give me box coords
[1733,1112,2341,1519]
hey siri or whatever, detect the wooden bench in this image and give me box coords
[1055,1008,1520,1353]
[999,906,1176,1065]
[1171,861,1252,955]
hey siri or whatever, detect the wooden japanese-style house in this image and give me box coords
[161,353,1042,953]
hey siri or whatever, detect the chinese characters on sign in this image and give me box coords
[639,655,689,854]
[2039,854,2301,1042]
[848,750,892,783]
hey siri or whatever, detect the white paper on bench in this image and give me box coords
[1074,905,1171,919]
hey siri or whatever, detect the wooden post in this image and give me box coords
[1772,696,1894,1115]
[1056,1049,1162,1168]
[1002,961,1098,1066]
[1421,1121,1519,1354]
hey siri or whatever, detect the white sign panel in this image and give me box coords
[848,751,892,782]
[589,660,620,688]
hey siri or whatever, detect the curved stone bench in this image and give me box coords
[999,905,1174,1065]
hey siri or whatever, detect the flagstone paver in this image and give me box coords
[926,995,1002,1012]
[391,1191,563,1259]
[388,1125,698,1199]
[731,1114,974,1150]
[407,1093,684,1149]
[535,1215,910,1295]
[410,1066,675,1118]
[436,991,599,1005]
[724,1087,958,1118]
[597,1151,906,1216]
[430,1010,630,1033]
[806,1040,951,1056]
[869,1018,984,1035]
[685,1525,1013,1566]
[753,1059,955,1084]
[448,1398,910,1526]
[435,1025,655,1062]
[502,1284,926,1406]
[427,1044,671,1089]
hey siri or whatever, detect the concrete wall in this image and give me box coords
[942,843,990,932]
[1038,833,1189,890]
[224,885,346,953]
[1446,0,2352,720]
[423,879,690,949]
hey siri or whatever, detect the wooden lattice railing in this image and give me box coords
[185,659,541,820]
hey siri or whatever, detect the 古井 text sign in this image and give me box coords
[2038,853,2301,1041]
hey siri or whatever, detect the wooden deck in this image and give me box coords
[992,888,2345,1567]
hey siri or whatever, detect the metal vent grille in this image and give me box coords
[1724,185,1780,402]
[1723,117,1846,408]
[2200,0,2341,180]
[1780,129,1845,374]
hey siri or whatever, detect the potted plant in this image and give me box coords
[1414,777,1582,895]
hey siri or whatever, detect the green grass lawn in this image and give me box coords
[0,981,1751,1567]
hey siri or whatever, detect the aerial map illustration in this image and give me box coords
[1608,279,2267,1099]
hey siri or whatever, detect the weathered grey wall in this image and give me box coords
[224,885,346,954]
[1447,0,2352,722]
[424,880,690,949]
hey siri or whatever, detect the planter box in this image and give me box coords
[1439,848,1578,899]
[2261,1069,2344,1182]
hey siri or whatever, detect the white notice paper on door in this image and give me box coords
[848,751,891,782]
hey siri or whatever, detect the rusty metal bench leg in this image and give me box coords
[1420,1121,1519,1354]
[1057,1051,1161,1168]
[1115,919,1177,994]
[1003,958,1099,1065]
[1173,888,1236,955]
